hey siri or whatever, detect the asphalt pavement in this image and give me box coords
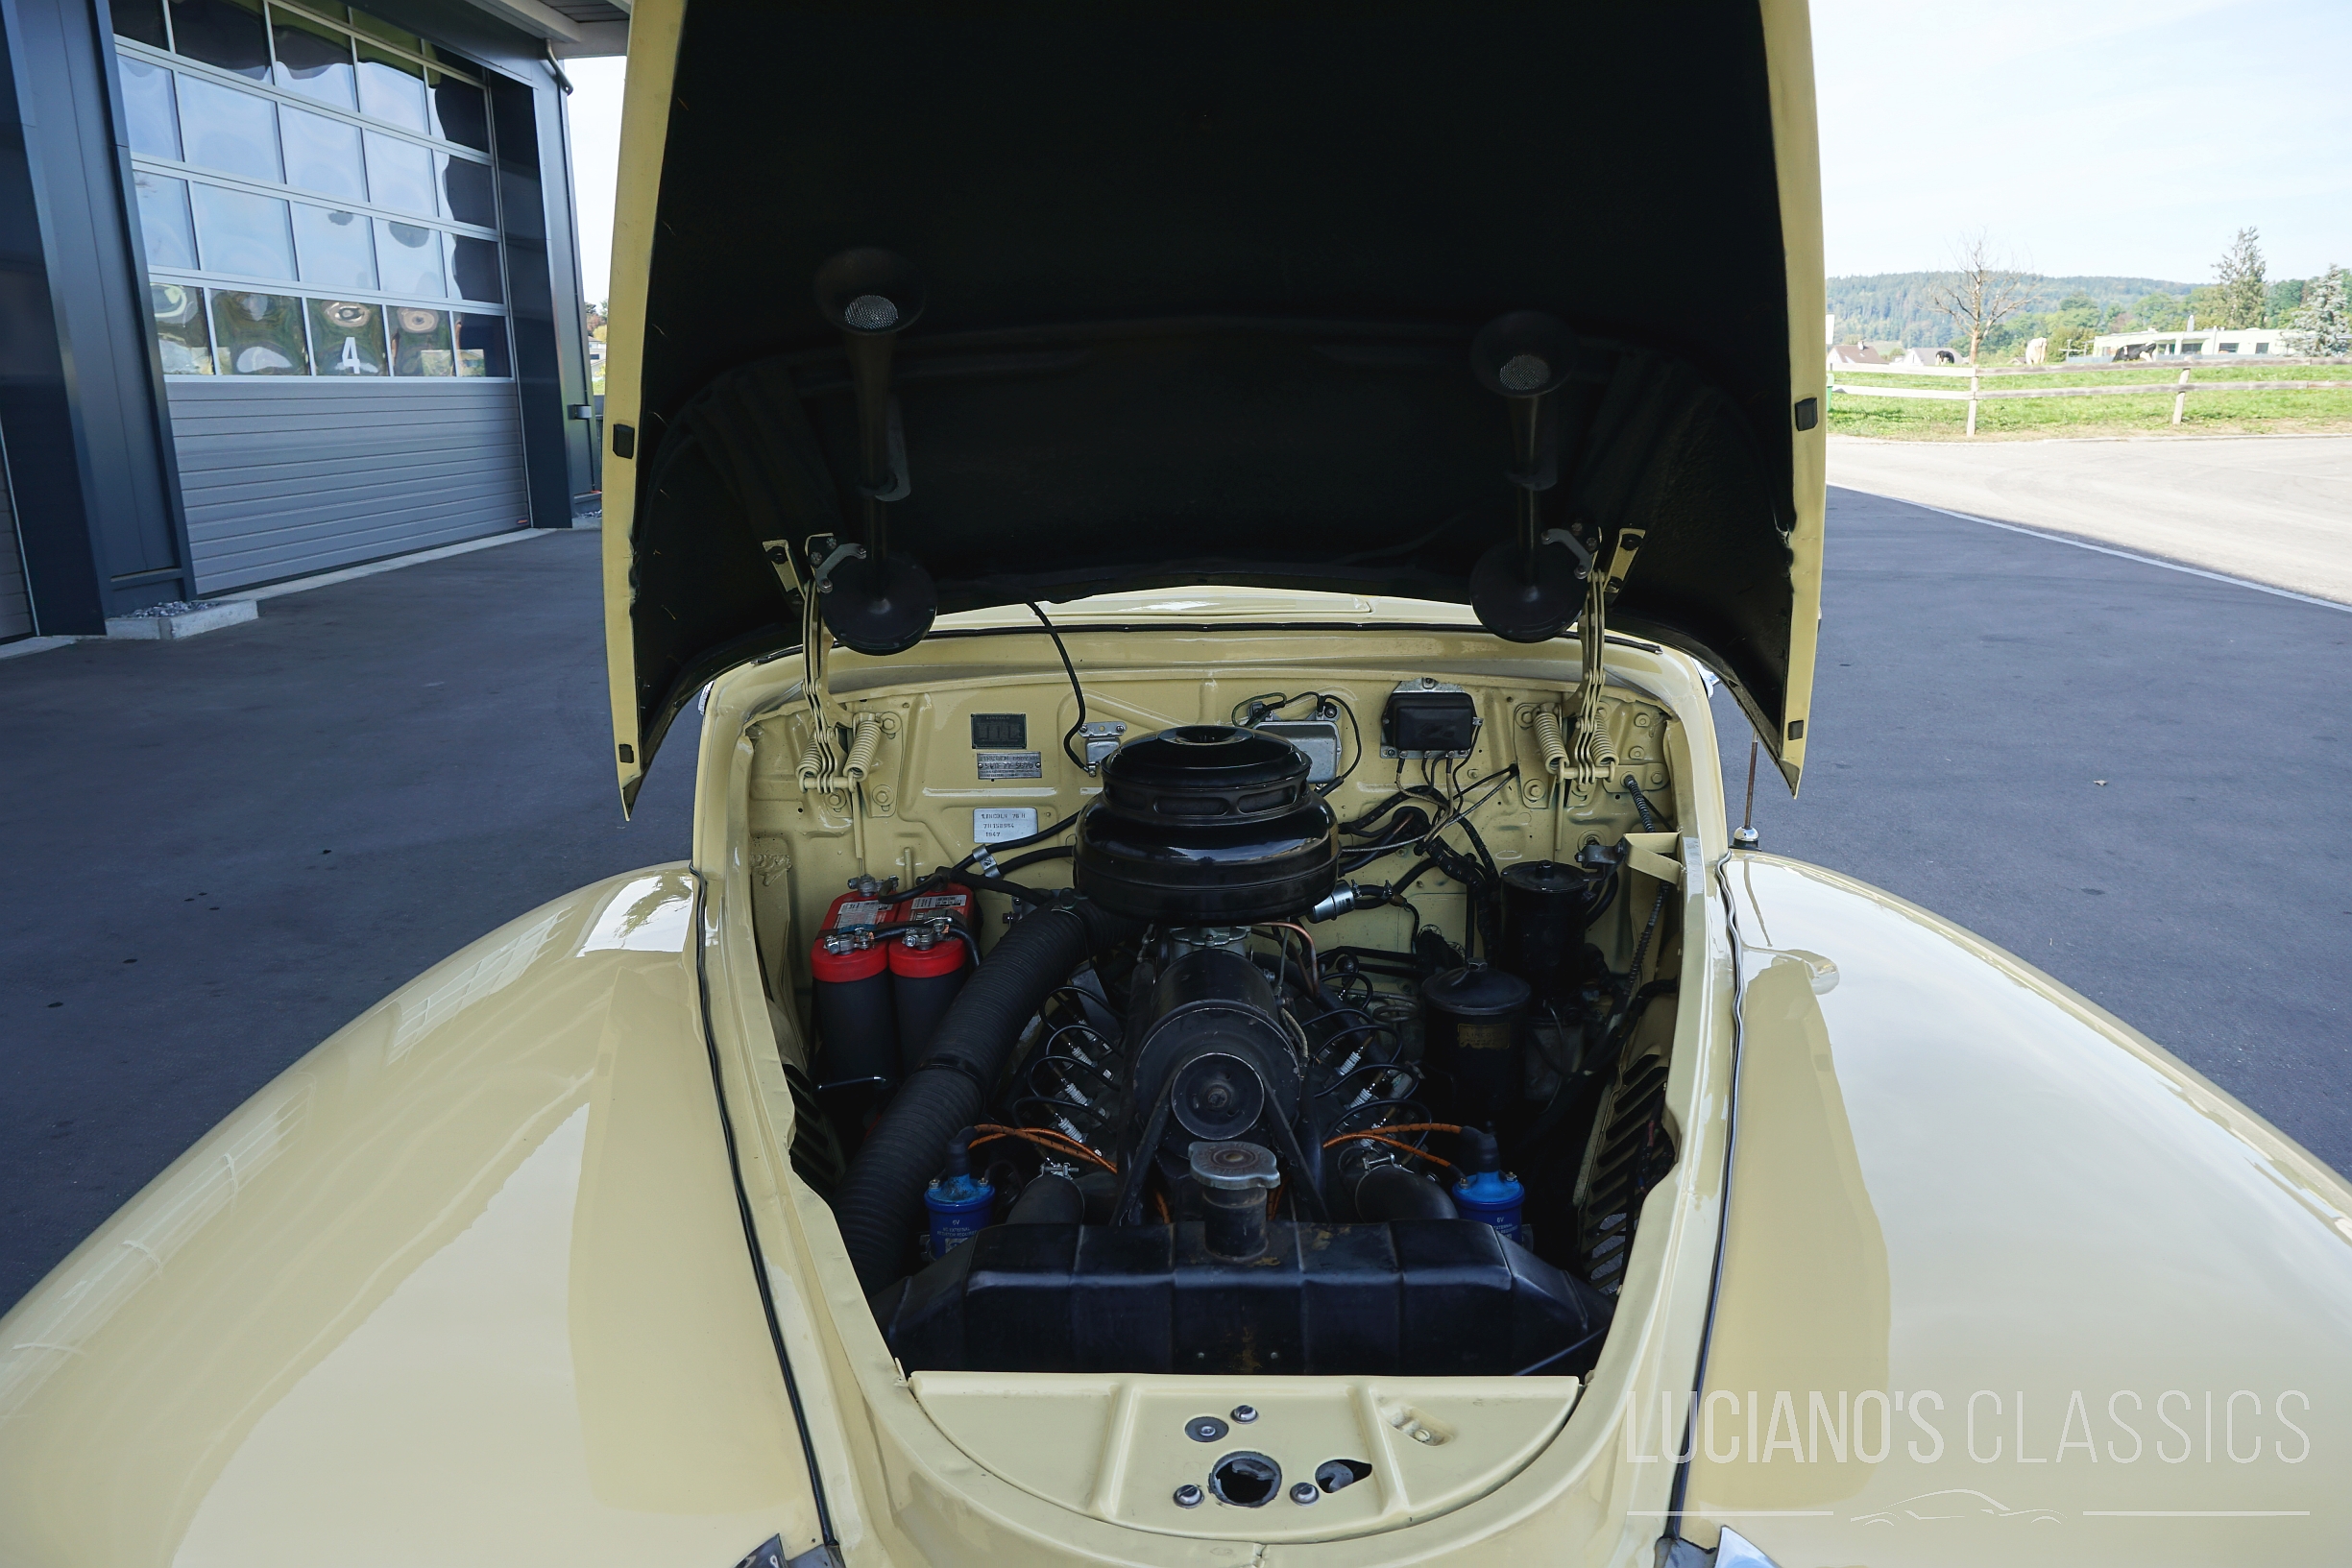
[0,531,695,1312]
[1828,433,2352,605]
[5,494,2349,1315]
[1712,486,2351,1179]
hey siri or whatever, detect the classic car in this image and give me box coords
[5,2,2348,1565]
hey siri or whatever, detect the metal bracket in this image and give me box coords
[760,538,803,601]
[1540,526,1592,580]
[811,538,867,594]
[1602,526,1647,592]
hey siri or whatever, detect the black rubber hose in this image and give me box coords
[1006,1170,1086,1224]
[833,897,1139,1296]
[1352,1162,1459,1220]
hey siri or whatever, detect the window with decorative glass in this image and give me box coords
[115,0,512,379]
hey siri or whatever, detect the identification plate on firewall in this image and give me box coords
[977,751,1043,780]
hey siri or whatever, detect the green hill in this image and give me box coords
[1828,273,2192,350]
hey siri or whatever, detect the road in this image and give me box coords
[0,532,695,1311]
[5,488,2349,1314]
[1828,433,2352,605]
[1713,485,2351,1181]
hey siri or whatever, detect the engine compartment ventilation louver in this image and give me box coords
[1576,1050,1675,1295]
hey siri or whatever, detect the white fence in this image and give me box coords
[1827,362,2348,435]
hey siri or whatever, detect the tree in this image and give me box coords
[1926,232,2032,367]
[2285,265,2350,357]
[2134,291,2187,332]
[2213,227,2267,327]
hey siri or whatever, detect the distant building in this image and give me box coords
[2092,328,2291,360]
[1828,344,1888,367]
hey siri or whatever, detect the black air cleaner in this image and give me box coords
[1072,724,1337,924]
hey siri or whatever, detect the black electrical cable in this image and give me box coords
[1624,775,1660,832]
[1233,689,1365,796]
[1026,601,1090,772]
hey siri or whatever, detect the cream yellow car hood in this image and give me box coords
[1681,856,2352,1567]
[597,0,1829,797]
[0,870,821,1568]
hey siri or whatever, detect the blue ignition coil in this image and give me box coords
[923,1127,995,1260]
[1451,1127,1525,1242]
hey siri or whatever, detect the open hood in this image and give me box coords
[601,0,1827,800]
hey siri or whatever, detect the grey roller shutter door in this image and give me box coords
[0,421,32,639]
[170,378,530,593]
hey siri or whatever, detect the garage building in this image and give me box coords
[0,0,622,639]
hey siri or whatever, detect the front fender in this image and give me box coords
[0,868,821,1568]
[1684,855,2352,1566]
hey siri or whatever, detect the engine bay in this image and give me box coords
[742,639,1691,1386]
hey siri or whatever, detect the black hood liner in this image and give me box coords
[628,1,1798,771]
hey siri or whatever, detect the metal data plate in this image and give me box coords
[1255,719,1341,782]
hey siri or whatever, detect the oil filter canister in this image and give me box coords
[1498,859,1614,1007]
[1420,961,1531,1129]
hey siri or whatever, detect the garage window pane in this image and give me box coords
[152,282,214,374]
[453,312,508,377]
[363,131,435,215]
[437,153,495,227]
[166,0,269,81]
[391,304,453,375]
[348,9,422,52]
[279,105,366,203]
[428,72,489,152]
[448,233,500,302]
[114,0,170,48]
[119,58,182,160]
[293,204,376,288]
[373,218,443,296]
[177,74,282,183]
[269,6,356,110]
[210,289,310,374]
[135,172,199,269]
[191,182,295,279]
[308,298,386,374]
[356,44,427,132]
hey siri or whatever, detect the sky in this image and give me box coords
[562,0,2352,302]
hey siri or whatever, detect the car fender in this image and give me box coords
[1679,854,2352,1566]
[0,868,824,1568]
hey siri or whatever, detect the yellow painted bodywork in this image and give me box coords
[1682,856,2352,1566]
[598,0,1831,802]
[0,870,822,1566]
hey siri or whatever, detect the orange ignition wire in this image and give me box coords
[1324,1122,1462,1141]
[1262,921,1320,990]
[1321,1132,1457,1170]
[969,1124,1117,1173]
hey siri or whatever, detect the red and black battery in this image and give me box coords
[811,883,900,1098]
[888,884,975,1074]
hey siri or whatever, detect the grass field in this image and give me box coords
[1825,362,2352,440]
